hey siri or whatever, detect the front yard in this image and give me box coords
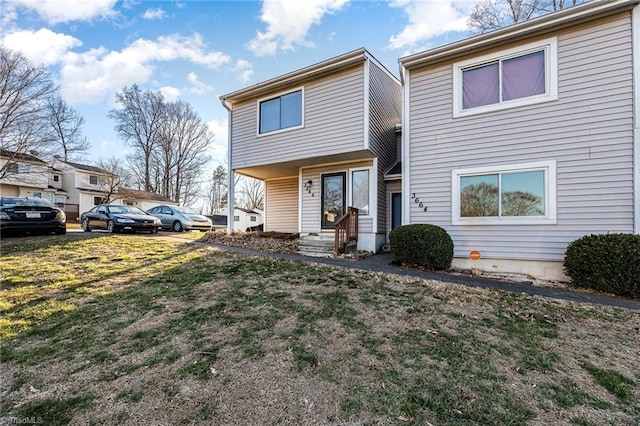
[0,234,638,425]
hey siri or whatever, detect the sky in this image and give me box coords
[1,0,475,169]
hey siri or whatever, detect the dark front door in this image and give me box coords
[391,192,402,230]
[321,172,346,229]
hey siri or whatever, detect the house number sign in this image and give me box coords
[411,193,428,212]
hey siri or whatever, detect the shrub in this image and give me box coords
[563,233,640,297]
[389,224,454,271]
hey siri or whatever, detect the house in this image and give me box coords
[117,187,178,212]
[52,159,119,216]
[220,48,402,252]
[217,207,264,232]
[398,0,640,280]
[0,149,69,212]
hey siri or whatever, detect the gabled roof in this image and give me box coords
[0,149,47,164]
[221,48,398,104]
[57,159,114,176]
[117,187,175,203]
[399,0,640,70]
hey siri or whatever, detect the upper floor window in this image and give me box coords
[453,38,557,117]
[7,164,29,174]
[89,175,98,185]
[452,160,556,225]
[53,175,59,182]
[258,89,303,134]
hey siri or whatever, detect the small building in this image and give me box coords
[217,207,264,232]
[117,188,178,212]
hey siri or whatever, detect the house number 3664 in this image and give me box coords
[411,193,428,212]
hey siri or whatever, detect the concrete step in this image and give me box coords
[299,234,334,257]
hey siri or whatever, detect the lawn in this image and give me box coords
[0,234,638,425]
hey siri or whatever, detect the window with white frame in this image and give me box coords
[258,89,303,134]
[452,161,556,225]
[89,175,98,185]
[351,169,370,216]
[453,38,557,117]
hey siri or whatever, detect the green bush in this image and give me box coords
[389,224,454,271]
[563,233,640,297]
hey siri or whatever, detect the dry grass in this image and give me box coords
[0,234,638,425]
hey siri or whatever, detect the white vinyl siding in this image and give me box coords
[265,177,298,233]
[406,12,635,262]
[231,66,365,170]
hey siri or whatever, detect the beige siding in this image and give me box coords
[232,66,365,170]
[265,177,299,233]
[368,61,402,234]
[407,13,635,262]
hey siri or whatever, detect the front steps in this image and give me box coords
[298,234,334,257]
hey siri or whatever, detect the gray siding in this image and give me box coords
[407,12,635,262]
[232,66,365,170]
[368,61,402,235]
[265,177,298,233]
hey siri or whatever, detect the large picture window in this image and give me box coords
[453,38,557,117]
[452,161,556,225]
[259,89,303,134]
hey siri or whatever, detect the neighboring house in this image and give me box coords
[0,149,69,212]
[220,48,402,251]
[117,187,178,212]
[398,0,639,280]
[218,207,264,232]
[53,159,120,216]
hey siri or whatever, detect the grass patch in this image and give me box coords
[582,363,636,401]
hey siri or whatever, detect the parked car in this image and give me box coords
[81,204,162,234]
[146,205,213,232]
[0,197,66,236]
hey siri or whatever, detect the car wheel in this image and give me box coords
[152,227,158,234]
[82,218,91,232]
[107,220,116,233]
[172,221,183,232]
[55,227,67,235]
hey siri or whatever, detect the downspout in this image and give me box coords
[634,5,640,234]
[220,98,235,235]
[398,61,410,227]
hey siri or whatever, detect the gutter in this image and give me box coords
[634,5,640,234]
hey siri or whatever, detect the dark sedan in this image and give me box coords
[0,197,66,236]
[81,204,162,234]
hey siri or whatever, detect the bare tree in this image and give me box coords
[46,95,91,161]
[468,0,584,33]
[0,46,57,179]
[238,176,264,210]
[206,164,228,214]
[94,157,123,204]
[108,85,164,191]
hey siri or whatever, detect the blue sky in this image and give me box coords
[1,0,474,167]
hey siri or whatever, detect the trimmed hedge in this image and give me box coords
[389,224,454,271]
[563,233,640,297]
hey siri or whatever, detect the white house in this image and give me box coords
[218,207,264,232]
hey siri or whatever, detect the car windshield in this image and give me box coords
[174,206,198,214]
[107,205,146,215]
[0,197,54,207]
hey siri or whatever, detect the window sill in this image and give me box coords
[452,217,557,226]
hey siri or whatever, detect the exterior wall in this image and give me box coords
[406,12,635,276]
[231,65,366,170]
[265,177,298,233]
[0,184,19,197]
[300,160,383,251]
[0,160,49,191]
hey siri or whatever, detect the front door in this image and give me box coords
[391,192,402,230]
[321,172,346,229]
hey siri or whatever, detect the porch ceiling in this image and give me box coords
[234,150,373,180]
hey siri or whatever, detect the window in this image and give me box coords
[89,175,98,185]
[258,89,303,134]
[93,196,103,205]
[53,175,59,182]
[250,216,257,222]
[351,169,370,216]
[453,38,557,117]
[234,215,240,222]
[7,164,29,174]
[452,161,556,225]
[32,192,42,198]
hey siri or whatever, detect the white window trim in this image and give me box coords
[453,37,558,118]
[451,160,557,225]
[256,87,305,137]
[348,166,373,217]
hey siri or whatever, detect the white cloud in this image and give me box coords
[232,59,254,84]
[59,33,231,104]
[160,86,180,102]
[186,72,214,95]
[388,0,472,52]
[142,7,166,20]
[247,0,349,56]
[207,118,229,162]
[4,0,118,25]
[1,28,82,66]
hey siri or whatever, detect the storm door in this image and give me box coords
[321,172,346,229]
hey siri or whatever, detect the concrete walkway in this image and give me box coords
[192,241,640,312]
